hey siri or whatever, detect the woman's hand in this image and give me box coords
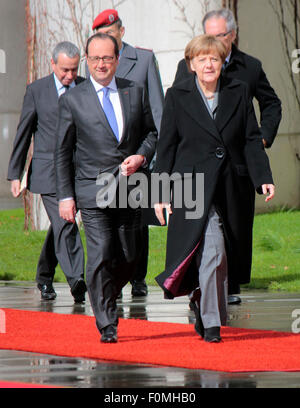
[154,203,173,226]
[262,184,275,202]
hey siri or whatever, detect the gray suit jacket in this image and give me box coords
[7,74,85,194]
[55,77,157,209]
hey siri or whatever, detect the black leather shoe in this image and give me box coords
[100,325,118,343]
[189,300,204,338]
[131,280,148,297]
[228,295,242,305]
[38,283,57,300]
[204,326,221,343]
[71,278,87,303]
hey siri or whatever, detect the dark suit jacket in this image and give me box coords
[55,77,157,209]
[154,76,273,298]
[7,74,85,194]
[173,44,282,148]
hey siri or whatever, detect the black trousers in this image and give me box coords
[80,207,142,333]
[36,194,85,289]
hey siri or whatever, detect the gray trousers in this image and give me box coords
[36,194,85,289]
[80,207,142,333]
[191,206,228,328]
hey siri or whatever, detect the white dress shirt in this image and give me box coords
[90,75,124,140]
[53,73,76,97]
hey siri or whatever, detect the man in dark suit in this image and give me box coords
[173,8,282,304]
[55,33,157,343]
[86,9,165,297]
[7,41,87,303]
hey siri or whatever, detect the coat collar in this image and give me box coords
[116,42,137,78]
[174,74,242,140]
[227,43,247,69]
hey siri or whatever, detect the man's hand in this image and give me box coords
[59,199,77,224]
[121,155,145,176]
[262,184,275,202]
[11,180,21,198]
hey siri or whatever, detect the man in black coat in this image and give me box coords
[7,42,87,303]
[173,8,282,304]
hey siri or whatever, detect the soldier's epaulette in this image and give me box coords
[135,46,153,52]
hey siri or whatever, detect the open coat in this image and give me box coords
[154,75,274,299]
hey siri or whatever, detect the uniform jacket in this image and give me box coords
[55,77,157,209]
[7,74,85,194]
[173,44,282,148]
[154,75,273,299]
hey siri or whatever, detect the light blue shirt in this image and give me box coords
[53,73,75,97]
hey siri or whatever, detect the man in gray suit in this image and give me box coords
[7,42,87,303]
[87,9,164,297]
[55,33,157,343]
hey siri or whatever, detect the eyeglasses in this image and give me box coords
[215,30,232,38]
[87,56,115,64]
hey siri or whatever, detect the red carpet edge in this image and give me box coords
[0,308,300,373]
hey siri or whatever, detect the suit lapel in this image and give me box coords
[116,77,130,143]
[215,77,242,133]
[48,74,60,103]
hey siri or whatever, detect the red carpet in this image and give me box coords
[0,381,58,388]
[0,308,300,372]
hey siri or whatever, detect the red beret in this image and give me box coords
[92,9,120,30]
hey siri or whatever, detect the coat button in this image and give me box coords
[215,147,225,159]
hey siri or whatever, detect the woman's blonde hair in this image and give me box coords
[185,35,227,73]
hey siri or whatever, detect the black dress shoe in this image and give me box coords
[189,300,204,338]
[38,283,57,300]
[131,280,148,297]
[228,295,242,305]
[204,326,221,343]
[71,278,87,303]
[100,325,118,343]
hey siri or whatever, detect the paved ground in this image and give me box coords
[0,281,300,388]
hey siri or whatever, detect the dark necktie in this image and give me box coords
[222,60,229,71]
[102,87,119,141]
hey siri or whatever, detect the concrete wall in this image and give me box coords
[237,0,300,211]
[0,0,27,199]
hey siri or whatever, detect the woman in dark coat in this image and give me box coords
[154,35,275,343]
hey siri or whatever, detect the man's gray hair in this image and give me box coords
[202,8,237,33]
[52,41,80,63]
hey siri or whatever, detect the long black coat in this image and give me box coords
[173,44,282,148]
[154,75,273,299]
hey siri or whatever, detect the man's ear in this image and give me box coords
[120,26,125,39]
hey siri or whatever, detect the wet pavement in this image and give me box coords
[0,281,300,388]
